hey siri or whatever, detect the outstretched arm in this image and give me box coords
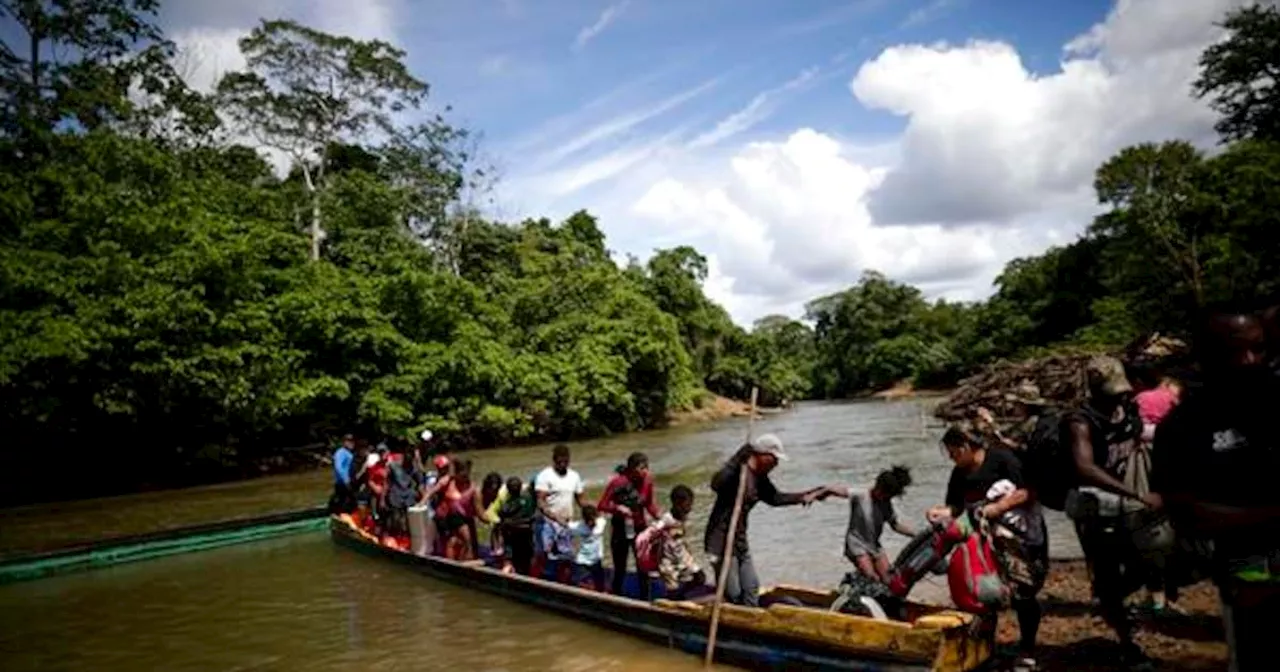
[759,478,829,507]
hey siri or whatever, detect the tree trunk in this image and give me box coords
[299,162,323,262]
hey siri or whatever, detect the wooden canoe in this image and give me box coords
[330,517,994,671]
[0,505,329,584]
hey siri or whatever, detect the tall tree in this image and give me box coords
[1194,4,1280,142]
[216,20,432,261]
[1091,141,1209,307]
[0,0,192,156]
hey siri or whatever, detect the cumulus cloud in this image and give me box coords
[855,0,1238,227]
[517,0,1244,325]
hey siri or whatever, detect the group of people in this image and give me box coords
[689,300,1278,672]
[329,300,1278,672]
[330,440,708,600]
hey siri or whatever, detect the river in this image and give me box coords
[0,399,1083,671]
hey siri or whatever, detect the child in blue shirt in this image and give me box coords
[571,504,608,591]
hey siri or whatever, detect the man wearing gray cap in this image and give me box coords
[703,433,836,607]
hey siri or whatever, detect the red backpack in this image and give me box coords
[946,532,1010,614]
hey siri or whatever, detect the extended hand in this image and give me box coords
[925,505,952,524]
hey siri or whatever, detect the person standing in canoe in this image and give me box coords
[532,444,587,583]
[329,434,357,514]
[704,434,836,607]
[597,451,662,599]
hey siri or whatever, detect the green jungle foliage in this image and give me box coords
[1,2,1277,499]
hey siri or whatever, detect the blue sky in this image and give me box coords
[413,0,1112,148]
[113,1,1248,322]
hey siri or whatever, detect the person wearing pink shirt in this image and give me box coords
[1134,371,1184,614]
[597,452,662,599]
[1136,376,1183,442]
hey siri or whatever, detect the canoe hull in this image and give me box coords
[0,506,329,584]
[330,519,993,671]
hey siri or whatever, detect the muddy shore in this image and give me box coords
[1004,559,1226,671]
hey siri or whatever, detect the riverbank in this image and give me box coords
[665,393,784,426]
[1001,560,1225,671]
[868,379,954,401]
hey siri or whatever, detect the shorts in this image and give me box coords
[534,518,573,560]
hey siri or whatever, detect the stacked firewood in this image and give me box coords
[932,333,1190,446]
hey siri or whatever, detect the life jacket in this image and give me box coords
[947,531,1010,614]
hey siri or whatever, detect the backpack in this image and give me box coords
[947,532,1010,614]
[887,516,979,597]
[1022,407,1105,511]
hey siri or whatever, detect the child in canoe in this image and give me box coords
[570,504,608,591]
[637,485,706,600]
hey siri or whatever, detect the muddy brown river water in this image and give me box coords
[0,399,1088,671]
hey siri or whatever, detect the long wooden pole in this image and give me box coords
[704,386,758,668]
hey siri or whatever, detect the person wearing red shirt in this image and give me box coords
[597,452,662,599]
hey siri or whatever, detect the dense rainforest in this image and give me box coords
[1,2,1278,502]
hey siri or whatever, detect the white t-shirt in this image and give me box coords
[534,466,584,521]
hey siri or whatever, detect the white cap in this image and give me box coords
[365,453,381,468]
[420,429,433,442]
[750,433,788,461]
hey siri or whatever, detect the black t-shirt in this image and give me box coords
[1153,383,1280,561]
[704,450,804,558]
[945,448,1026,515]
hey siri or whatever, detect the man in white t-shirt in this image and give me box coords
[532,443,586,583]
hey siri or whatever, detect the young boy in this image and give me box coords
[649,485,706,599]
[571,504,608,591]
[827,466,916,586]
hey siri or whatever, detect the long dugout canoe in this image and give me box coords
[330,517,995,671]
[0,505,329,584]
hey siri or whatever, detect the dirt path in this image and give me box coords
[1000,560,1227,671]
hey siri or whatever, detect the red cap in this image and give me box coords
[433,455,450,471]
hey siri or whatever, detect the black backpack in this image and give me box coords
[1022,409,1095,511]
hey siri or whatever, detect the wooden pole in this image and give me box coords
[704,386,758,668]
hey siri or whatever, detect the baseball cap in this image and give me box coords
[432,455,450,471]
[1086,356,1133,396]
[749,433,788,461]
[420,429,434,442]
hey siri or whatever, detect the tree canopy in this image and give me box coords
[1,3,1278,503]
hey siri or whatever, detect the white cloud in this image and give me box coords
[901,0,962,29]
[501,0,1245,326]
[686,67,820,150]
[574,1,630,51]
[535,77,719,168]
[854,0,1239,227]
